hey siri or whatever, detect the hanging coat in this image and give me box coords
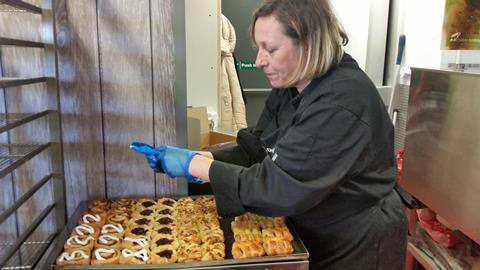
[219,14,247,133]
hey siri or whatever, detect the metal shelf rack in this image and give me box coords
[0,0,66,269]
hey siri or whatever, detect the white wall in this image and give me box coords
[185,0,220,115]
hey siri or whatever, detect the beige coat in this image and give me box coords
[219,14,247,132]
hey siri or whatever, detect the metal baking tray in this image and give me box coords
[48,197,309,269]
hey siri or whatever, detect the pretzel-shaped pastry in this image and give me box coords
[95,234,120,250]
[150,245,178,264]
[119,248,149,264]
[71,224,99,238]
[121,236,149,251]
[261,226,293,241]
[231,240,265,259]
[56,249,90,266]
[64,235,95,251]
[200,241,225,261]
[262,238,294,256]
[91,247,120,264]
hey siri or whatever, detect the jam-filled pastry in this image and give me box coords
[71,224,99,238]
[157,197,176,208]
[135,199,157,209]
[231,240,265,259]
[121,236,149,251]
[119,248,149,264]
[129,217,153,228]
[200,241,225,261]
[153,215,175,227]
[106,213,129,226]
[101,223,124,238]
[91,247,120,264]
[79,213,105,228]
[56,249,90,266]
[151,234,179,250]
[262,238,294,256]
[94,234,121,250]
[125,226,150,239]
[64,235,95,251]
[261,226,293,241]
[153,226,177,238]
[132,208,155,218]
[176,242,202,263]
[150,246,178,264]
[155,207,173,216]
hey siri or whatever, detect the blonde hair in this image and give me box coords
[250,0,348,87]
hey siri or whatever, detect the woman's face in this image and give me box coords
[254,15,301,89]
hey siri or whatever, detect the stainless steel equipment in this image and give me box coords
[46,200,309,270]
[401,67,480,245]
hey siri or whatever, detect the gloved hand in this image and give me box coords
[156,145,204,184]
[130,142,204,184]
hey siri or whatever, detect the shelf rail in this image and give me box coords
[0,204,56,268]
[0,77,48,88]
[0,174,53,226]
[0,0,42,14]
[0,37,45,48]
[0,111,51,134]
[0,143,51,179]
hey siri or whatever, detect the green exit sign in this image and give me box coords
[236,61,257,70]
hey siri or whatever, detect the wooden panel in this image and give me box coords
[97,0,155,198]
[151,0,178,196]
[0,0,55,241]
[55,0,106,216]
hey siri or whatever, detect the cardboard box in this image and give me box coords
[187,106,236,150]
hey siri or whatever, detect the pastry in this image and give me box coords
[150,246,178,264]
[153,216,175,227]
[153,226,177,239]
[129,217,153,228]
[262,238,294,256]
[101,223,124,238]
[125,226,151,239]
[78,213,105,228]
[121,236,149,251]
[176,242,202,263]
[132,208,155,218]
[71,224,99,238]
[56,249,90,266]
[177,227,201,244]
[119,248,149,264]
[94,234,121,250]
[261,226,293,241]
[136,199,157,209]
[151,234,179,250]
[200,228,224,243]
[232,227,262,242]
[64,235,95,251]
[156,208,173,216]
[91,247,120,264]
[89,199,110,209]
[231,240,265,259]
[106,213,129,226]
[200,241,225,261]
[157,197,176,208]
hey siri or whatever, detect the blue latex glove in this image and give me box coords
[130,142,164,173]
[130,142,203,184]
[156,145,203,184]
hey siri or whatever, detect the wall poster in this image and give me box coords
[442,0,480,50]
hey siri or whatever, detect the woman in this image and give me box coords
[133,0,407,269]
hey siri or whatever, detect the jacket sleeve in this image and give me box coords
[209,104,372,217]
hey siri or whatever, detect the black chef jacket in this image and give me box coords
[209,54,407,270]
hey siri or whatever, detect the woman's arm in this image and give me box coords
[189,155,214,182]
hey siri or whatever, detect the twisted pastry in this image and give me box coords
[91,247,120,264]
[71,224,99,238]
[94,234,120,250]
[121,236,149,251]
[177,242,202,263]
[56,249,90,266]
[64,235,95,251]
[231,240,265,259]
[119,248,149,264]
[106,213,129,226]
[101,223,124,238]
[79,213,105,228]
[200,241,225,261]
[261,226,293,241]
[262,238,294,256]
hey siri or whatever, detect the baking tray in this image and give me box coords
[48,197,309,269]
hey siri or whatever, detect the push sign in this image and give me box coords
[236,61,257,70]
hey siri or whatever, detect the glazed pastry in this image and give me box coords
[200,241,225,261]
[119,248,149,264]
[262,238,294,256]
[64,235,95,251]
[71,224,99,238]
[261,226,293,241]
[78,213,105,228]
[56,249,90,266]
[231,240,265,259]
[91,247,120,264]
[121,236,149,251]
[176,242,202,263]
[101,223,124,238]
[94,234,121,250]
[150,246,178,264]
